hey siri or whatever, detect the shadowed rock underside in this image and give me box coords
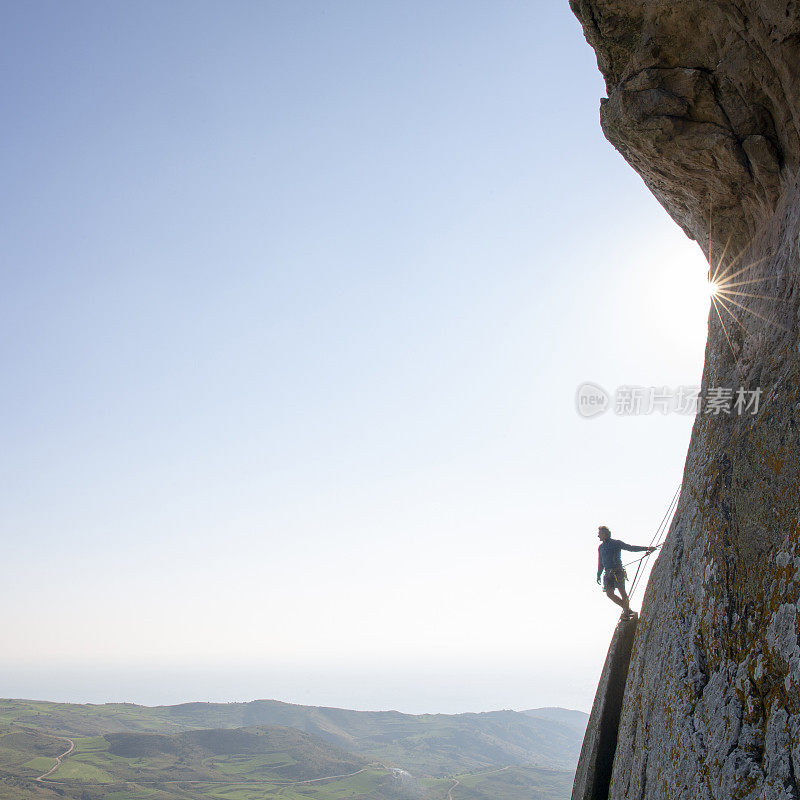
[573,616,639,800]
[571,2,800,799]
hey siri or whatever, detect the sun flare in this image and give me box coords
[704,237,787,362]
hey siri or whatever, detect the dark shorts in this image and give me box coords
[603,567,627,593]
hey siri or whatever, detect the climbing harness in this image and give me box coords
[627,484,681,599]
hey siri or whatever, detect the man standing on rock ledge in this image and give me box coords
[596,526,655,618]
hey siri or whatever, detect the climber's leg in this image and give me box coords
[603,568,631,613]
[617,579,630,613]
[604,588,625,608]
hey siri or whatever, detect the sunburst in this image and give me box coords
[700,197,789,362]
[706,244,787,362]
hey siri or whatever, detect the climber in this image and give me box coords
[596,526,656,618]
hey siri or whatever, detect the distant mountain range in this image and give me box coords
[0,697,588,800]
[522,706,591,733]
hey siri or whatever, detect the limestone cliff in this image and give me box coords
[570,2,800,799]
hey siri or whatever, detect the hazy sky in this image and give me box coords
[1,1,711,713]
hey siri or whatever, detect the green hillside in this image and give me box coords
[0,699,584,773]
[0,727,67,778]
[57,726,367,783]
[0,699,582,800]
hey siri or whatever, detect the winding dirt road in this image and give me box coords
[447,765,511,799]
[36,737,74,782]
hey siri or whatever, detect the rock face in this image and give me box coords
[570,3,800,799]
[573,615,639,800]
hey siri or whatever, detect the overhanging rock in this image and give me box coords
[571,615,638,800]
[569,4,800,797]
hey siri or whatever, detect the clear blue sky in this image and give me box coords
[1,1,710,713]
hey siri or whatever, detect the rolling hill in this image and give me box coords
[0,698,586,800]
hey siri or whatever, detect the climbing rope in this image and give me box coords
[628,484,681,599]
[622,545,664,570]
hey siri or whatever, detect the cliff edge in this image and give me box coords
[570,2,800,799]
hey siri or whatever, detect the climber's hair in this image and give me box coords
[598,525,611,536]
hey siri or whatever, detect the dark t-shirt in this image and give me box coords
[597,538,648,579]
